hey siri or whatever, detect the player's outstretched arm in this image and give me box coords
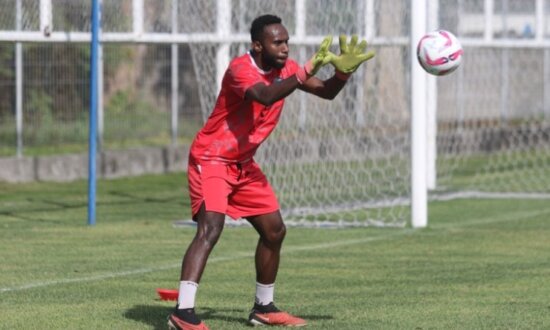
[299,34,375,99]
[245,36,333,106]
[295,35,333,83]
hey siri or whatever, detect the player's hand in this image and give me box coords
[329,34,375,74]
[296,35,333,84]
[305,35,333,75]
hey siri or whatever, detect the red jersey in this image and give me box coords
[189,52,300,164]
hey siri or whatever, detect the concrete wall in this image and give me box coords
[0,145,189,183]
[3,122,546,184]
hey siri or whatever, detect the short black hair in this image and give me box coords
[250,14,282,42]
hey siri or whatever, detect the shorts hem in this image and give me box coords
[192,201,227,220]
[231,206,280,220]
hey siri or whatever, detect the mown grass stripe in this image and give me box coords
[2,207,549,293]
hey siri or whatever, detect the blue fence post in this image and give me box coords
[88,0,100,226]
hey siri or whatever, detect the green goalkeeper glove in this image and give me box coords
[329,34,375,77]
[296,35,333,84]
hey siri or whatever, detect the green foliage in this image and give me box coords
[0,44,15,118]
[0,44,14,77]
[52,1,91,32]
[102,89,171,144]
[106,90,150,115]
[22,43,90,122]
[103,45,135,73]
[24,89,73,145]
[27,89,54,122]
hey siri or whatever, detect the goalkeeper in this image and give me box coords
[168,14,374,330]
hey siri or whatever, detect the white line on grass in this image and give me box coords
[0,232,411,294]
[0,265,178,293]
[429,208,550,229]
[2,208,549,293]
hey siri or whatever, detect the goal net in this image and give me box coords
[181,0,550,227]
[182,0,412,227]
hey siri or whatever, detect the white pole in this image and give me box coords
[365,0,375,41]
[215,0,231,92]
[500,0,509,122]
[545,50,550,119]
[411,0,428,228]
[40,0,52,36]
[484,0,494,42]
[133,0,144,37]
[98,46,104,149]
[98,0,104,150]
[426,0,438,190]
[15,0,23,157]
[171,0,179,145]
[354,0,365,127]
[539,0,549,118]
[296,0,306,46]
[535,0,544,42]
[457,0,465,125]
[296,0,307,129]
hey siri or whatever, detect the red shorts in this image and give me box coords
[187,159,280,220]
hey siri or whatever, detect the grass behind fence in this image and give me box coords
[0,110,202,157]
[1,173,549,329]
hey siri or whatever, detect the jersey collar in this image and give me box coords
[247,51,273,75]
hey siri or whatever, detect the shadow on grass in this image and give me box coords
[124,304,334,329]
[124,305,172,330]
[124,304,249,329]
[0,190,185,224]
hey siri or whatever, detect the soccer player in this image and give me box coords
[168,14,374,330]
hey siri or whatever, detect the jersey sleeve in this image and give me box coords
[226,60,263,99]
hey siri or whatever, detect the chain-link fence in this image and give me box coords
[0,0,203,156]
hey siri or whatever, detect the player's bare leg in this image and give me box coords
[246,211,307,327]
[168,203,224,330]
[181,203,225,282]
[247,210,286,284]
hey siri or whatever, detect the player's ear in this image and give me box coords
[252,40,262,53]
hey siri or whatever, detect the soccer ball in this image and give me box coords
[417,30,463,76]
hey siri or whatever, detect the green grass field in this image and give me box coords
[1,172,550,329]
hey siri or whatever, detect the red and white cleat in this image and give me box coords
[168,309,209,330]
[248,303,307,327]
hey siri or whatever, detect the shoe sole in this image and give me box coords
[167,319,178,330]
[248,315,307,327]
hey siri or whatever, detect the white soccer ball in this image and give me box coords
[417,30,463,76]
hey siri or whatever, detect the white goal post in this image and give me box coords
[2,0,550,228]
